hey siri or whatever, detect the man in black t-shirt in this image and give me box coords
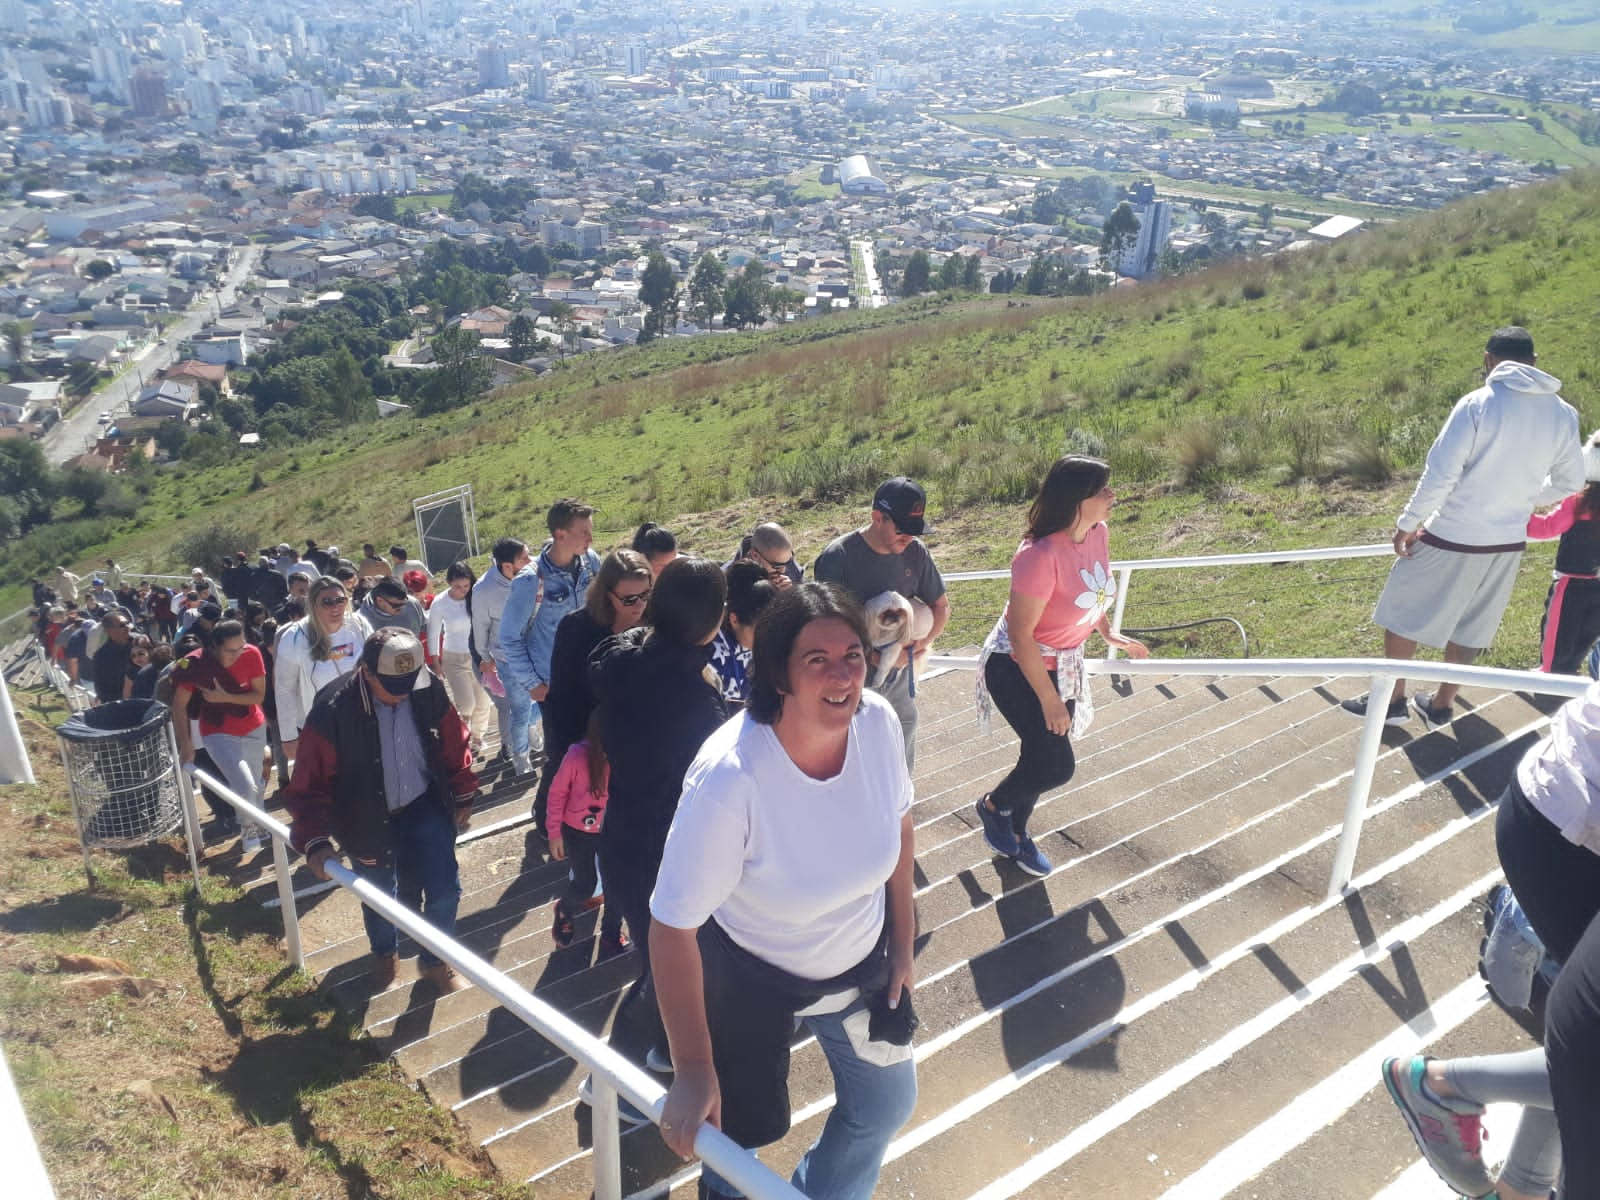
[813,477,949,767]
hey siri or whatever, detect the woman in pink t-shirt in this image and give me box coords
[973,456,1149,877]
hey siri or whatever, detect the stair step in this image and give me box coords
[274,663,1562,1199]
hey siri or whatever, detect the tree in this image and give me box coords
[424,325,493,412]
[768,287,804,321]
[638,250,679,341]
[507,313,538,361]
[723,263,770,330]
[546,301,577,358]
[1099,202,1141,273]
[901,250,931,297]
[550,146,576,171]
[352,193,398,221]
[962,254,982,292]
[688,253,727,328]
[324,346,374,424]
[2,321,29,378]
[1256,202,1275,229]
[84,259,115,280]
[936,254,962,291]
[65,360,99,399]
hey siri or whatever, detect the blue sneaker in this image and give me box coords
[1014,835,1052,877]
[975,795,1019,858]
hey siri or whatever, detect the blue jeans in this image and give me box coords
[504,684,542,760]
[705,996,918,1200]
[352,795,461,968]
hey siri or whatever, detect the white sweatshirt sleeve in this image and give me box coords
[1397,394,1479,533]
[274,623,311,742]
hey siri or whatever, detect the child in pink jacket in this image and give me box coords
[1529,433,1600,674]
[547,717,627,956]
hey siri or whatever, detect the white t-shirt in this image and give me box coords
[651,691,912,981]
[426,592,472,656]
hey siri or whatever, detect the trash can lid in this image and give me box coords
[59,699,171,744]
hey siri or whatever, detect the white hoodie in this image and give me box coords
[1397,361,1584,545]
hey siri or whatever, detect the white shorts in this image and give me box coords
[1372,541,1523,650]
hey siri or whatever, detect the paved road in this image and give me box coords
[852,238,887,309]
[43,243,263,466]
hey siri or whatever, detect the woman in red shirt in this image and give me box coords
[171,618,270,850]
[973,455,1149,877]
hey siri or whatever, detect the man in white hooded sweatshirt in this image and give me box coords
[1345,327,1585,728]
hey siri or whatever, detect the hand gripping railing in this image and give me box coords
[184,768,806,1200]
[925,653,1590,899]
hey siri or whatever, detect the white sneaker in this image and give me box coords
[241,826,265,854]
[512,752,534,778]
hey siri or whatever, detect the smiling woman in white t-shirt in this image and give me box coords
[973,455,1150,879]
[650,583,918,1200]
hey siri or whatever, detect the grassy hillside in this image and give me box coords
[11,169,1600,669]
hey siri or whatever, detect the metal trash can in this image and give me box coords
[56,699,199,886]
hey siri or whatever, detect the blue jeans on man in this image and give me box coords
[504,685,542,762]
[351,794,461,969]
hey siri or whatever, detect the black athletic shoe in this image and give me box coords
[1339,694,1409,726]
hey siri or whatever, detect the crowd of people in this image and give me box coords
[18,326,1600,1198]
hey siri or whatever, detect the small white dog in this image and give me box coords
[863,591,934,690]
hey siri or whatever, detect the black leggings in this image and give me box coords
[1497,781,1600,1199]
[598,842,665,1060]
[559,826,621,941]
[984,652,1076,837]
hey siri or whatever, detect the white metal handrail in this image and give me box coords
[944,541,1399,661]
[927,652,1589,898]
[0,1040,55,1198]
[186,768,805,1200]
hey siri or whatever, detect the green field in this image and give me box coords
[9,171,1600,671]
[393,191,452,215]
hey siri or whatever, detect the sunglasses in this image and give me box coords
[752,549,793,572]
[317,595,348,608]
[612,588,652,608]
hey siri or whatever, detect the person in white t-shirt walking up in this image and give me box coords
[651,582,918,1200]
[974,455,1148,878]
[1342,326,1584,729]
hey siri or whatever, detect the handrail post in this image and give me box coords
[1328,671,1395,899]
[591,1077,624,1200]
[272,834,305,971]
[1107,565,1134,660]
[167,726,202,891]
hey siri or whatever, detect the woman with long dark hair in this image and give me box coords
[587,555,728,1080]
[538,549,653,834]
[973,455,1149,877]
[651,582,918,1198]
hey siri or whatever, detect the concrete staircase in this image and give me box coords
[265,666,1557,1200]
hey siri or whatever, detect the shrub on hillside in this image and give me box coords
[1173,424,1223,489]
[1328,434,1393,484]
[171,523,260,578]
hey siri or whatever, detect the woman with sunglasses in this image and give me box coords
[537,550,654,856]
[274,576,372,768]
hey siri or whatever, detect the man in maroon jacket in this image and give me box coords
[284,627,478,993]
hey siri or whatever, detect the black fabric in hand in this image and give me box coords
[868,984,919,1046]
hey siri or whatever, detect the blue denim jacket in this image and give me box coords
[495,544,600,689]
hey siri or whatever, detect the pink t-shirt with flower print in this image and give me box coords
[1004,524,1115,652]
